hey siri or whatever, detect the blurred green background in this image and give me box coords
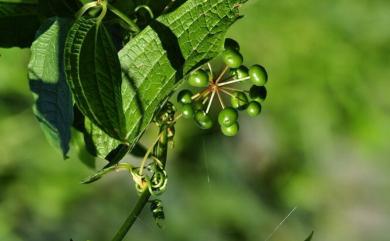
[1,0,390,240]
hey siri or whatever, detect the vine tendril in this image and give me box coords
[134,5,155,19]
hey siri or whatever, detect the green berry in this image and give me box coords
[177,89,193,104]
[224,38,240,52]
[222,49,243,68]
[181,104,194,119]
[221,122,239,137]
[231,91,249,110]
[249,85,267,102]
[194,111,213,129]
[218,107,238,127]
[249,64,268,86]
[246,101,262,117]
[235,66,249,79]
[192,101,204,111]
[188,69,209,87]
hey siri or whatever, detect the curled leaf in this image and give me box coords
[65,17,127,141]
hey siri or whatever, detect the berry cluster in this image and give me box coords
[177,38,268,137]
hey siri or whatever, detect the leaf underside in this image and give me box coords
[0,1,40,48]
[65,17,127,141]
[28,18,73,158]
[86,0,243,159]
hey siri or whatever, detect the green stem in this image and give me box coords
[111,125,168,241]
[107,3,141,34]
[111,191,151,241]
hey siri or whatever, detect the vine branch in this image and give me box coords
[111,125,169,241]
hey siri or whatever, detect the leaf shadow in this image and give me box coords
[72,105,98,157]
[103,15,188,165]
[149,19,185,82]
[121,71,146,141]
[120,19,185,140]
[29,18,73,159]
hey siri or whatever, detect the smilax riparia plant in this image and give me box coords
[0,0,274,240]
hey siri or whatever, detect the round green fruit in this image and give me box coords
[224,38,240,52]
[218,107,238,127]
[221,122,239,137]
[249,85,267,102]
[222,49,243,69]
[231,91,249,110]
[188,69,209,87]
[234,65,249,79]
[177,89,193,104]
[192,101,204,111]
[194,111,213,129]
[181,104,194,119]
[246,101,262,117]
[249,64,268,86]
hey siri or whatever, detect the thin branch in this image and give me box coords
[206,90,216,113]
[221,86,248,93]
[264,207,298,241]
[218,76,250,87]
[208,63,213,81]
[216,90,225,109]
[215,66,229,84]
[219,88,235,98]
[202,96,210,105]
[111,126,169,241]
[139,132,163,175]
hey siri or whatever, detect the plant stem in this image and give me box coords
[107,3,141,33]
[111,125,169,241]
[111,191,151,241]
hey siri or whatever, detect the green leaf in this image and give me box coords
[87,0,243,159]
[38,0,81,18]
[28,18,73,158]
[70,128,96,168]
[64,17,127,141]
[0,1,40,48]
[84,117,121,157]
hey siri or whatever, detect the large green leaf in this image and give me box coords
[64,17,127,141]
[87,0,244,159]
[28,18,73,158]
[0,1,40,48]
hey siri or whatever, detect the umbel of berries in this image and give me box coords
[177,38,268,137]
